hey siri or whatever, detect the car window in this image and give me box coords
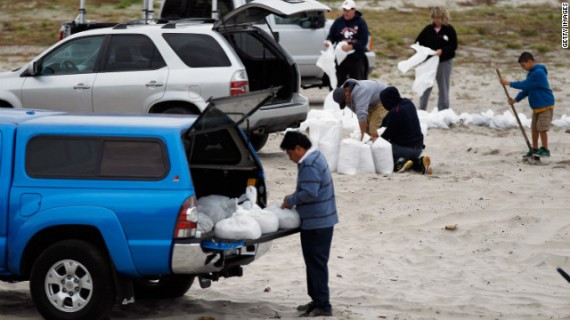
[40,36,104,76]
[227,32,276,60]
[26,136,169,180]
[187,129,241,165]
[163,33,231,68]
[102,34,166,72]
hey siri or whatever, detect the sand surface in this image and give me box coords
[2,1,570,319]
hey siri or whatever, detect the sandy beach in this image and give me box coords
[2,0,570,319]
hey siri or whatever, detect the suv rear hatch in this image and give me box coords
[214,0,328,105]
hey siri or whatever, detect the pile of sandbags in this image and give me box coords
[197,188,301,240]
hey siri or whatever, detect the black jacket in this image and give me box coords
[415,23,457,62]
[327,11,369,60]
[381,98,424,148]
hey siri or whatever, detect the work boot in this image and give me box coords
[419,156,432,175]
[536,147,550,157]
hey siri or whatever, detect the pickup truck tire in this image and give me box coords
[133,275,195,299]
[29,240,115,320]
[249,133,269,151]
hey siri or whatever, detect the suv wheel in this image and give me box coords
[249,133,269,151]
[30,240,115,320]
[162,106,193,114]
[133,275,194,299]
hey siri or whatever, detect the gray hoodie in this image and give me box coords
[343,79,387,122]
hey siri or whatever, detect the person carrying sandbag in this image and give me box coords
[380,87,432,174]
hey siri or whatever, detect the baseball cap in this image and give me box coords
[342,0,356,10]
[332,87,346,109]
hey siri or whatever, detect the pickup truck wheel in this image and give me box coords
[249,133,269,151]
[29,240,115,320]
[133,275,195,299]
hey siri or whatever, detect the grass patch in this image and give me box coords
[0,1,562,61]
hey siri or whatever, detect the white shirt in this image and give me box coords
[299,147,316,164]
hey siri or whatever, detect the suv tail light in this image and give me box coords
[230,70,249,96]
[174,196,198,239]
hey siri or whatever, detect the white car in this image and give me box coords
[160,0,377,88]
[0,0,329,150]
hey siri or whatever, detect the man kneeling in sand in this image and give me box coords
[380,86,432,174]
[280,131,338,317]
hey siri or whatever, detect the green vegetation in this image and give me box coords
[0,0,562,63]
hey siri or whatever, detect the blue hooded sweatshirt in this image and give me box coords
[510,64,555,110]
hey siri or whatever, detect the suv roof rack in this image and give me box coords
[161,18,216,29]
[113,19,159,29]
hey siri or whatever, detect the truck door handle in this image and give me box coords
[146,81,164,88]
[73,83,91,90]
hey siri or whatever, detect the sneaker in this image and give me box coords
[522,148,538,161]
[536,147,550,157]
[397,160,413,173]
[297,302,315,312]
[300,307,333,317]
[419,156,431,175]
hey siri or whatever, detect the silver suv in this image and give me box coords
[0,0,328,150]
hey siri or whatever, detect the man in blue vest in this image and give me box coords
[280,131,338,317]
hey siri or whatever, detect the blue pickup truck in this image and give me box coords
[0,90,297,320]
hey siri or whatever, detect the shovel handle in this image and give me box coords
[496,69,533,151]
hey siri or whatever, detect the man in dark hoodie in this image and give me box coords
[500,52,555,159]
[380,86,432,174]
[326,0,369,86]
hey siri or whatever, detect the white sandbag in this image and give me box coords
[197,195,238,224]
[358,143,376,174]
[317,43,337,89]
[552,114,570,128]
[335,41,354,65]
[371,137,394,174]
[214,209,262,240]
[337,139,361,175]
[197,212,214,233]
[248,207,279,234]
[309,118,342,172]
[413,55,439,97]
[265,204,301,229]
[398,43,436,73]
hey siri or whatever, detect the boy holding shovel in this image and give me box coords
[500,52,555,159]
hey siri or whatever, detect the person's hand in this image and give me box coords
[281,196,292,209]
[500,78,510,86]
[341,44,353,52]
[508,97,515,105]
[435,49,443,56]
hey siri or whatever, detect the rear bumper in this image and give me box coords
[240,93,309,134]
[171,228,299,274]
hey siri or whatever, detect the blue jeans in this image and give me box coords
[301,227,334,312]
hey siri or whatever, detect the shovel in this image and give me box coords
[495,69,539,163]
